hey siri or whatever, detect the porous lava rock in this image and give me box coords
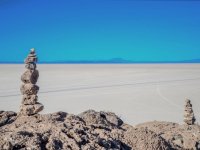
[0,110,176,150]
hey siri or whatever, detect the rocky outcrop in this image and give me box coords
[1,109,200,150]
[136,121,200,150]
[184,99,196,125]
[19,49,44,116]
[123,127,172,150]
[79,109,123,127]
[0,110,200,150]
[0,110,170,150]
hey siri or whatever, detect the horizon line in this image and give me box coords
[0,61,200,64]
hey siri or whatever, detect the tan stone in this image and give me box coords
[21,69,39,84]
[183,99,196,125]
[20,83,39,95]
[22,94,38,105]
[20,103,44,115]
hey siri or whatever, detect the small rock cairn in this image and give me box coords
[183,99,196,125]
[20,48,44,115]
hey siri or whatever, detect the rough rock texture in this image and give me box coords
[136,121,200,150]
[0,111,17,127]
[20,49,44,116]
[184,99,196,125]
[20,103,44,116]
[0,110,200,150]
[122,126,171,150]
[0,110,131,150]
[79,110,123,127]
[21,70,39,84]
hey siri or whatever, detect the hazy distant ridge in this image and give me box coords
[1,58,200,64]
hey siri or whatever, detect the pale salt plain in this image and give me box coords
[0,64,200,125]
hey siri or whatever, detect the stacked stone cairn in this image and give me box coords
[20,48,44,115]
[183,99,196,125]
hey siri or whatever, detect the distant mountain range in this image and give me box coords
[181,59,200,63]
[1,58,200,64]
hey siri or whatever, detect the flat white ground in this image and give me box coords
[0,64,200,125]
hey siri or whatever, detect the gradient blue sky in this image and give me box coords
[0,0,200,62]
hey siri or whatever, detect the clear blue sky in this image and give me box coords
[0,0,200,62]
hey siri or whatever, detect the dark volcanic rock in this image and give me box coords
[0,111,17,127]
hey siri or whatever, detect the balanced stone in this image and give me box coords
[20,83,39,95]
[25,48,38,64]
[22,95,38,105]
[25,62,37,70]
[21,69,39,84]
[20,103,44,116]
[183,99,196,125]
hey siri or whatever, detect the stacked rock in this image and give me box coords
[183,99,196,125]
[20,48,44,115]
